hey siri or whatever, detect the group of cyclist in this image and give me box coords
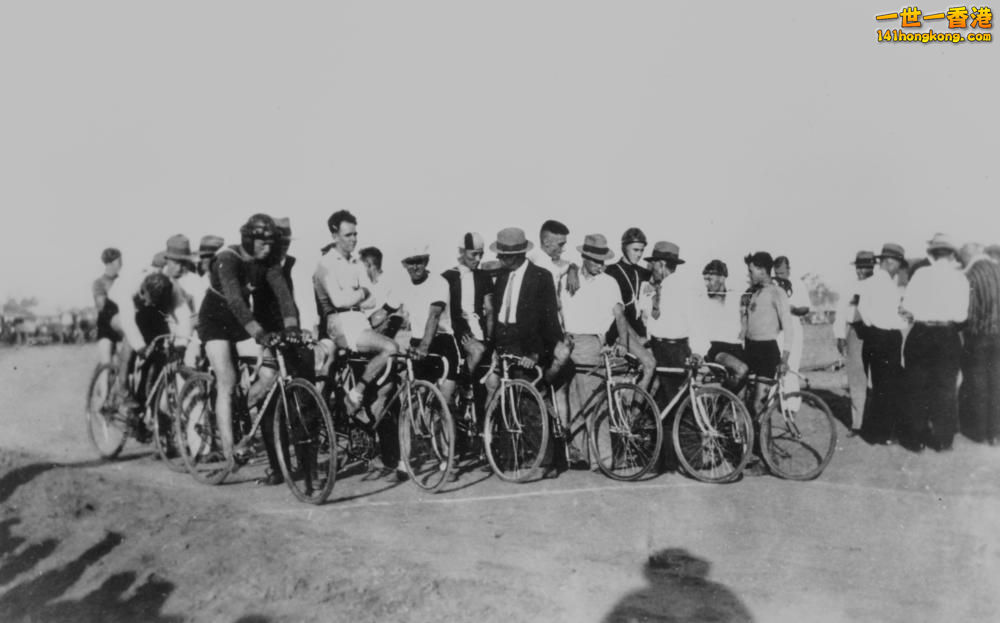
[93,211,806,484]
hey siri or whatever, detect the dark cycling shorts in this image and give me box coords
[199,290,253,343]
[96,300,121,342]
[745,339,780,379]
[707,341,745,364]
[411,333,461,381]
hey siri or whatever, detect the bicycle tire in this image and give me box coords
[760,390,837,480]
[85,363,127,459]
[397,380,455,492]
[483,379,548,482]
[274,378,337,504]
[589,383,662,481]
[672,386,753,484]
[151,369,187,473]
[175,372,233,485]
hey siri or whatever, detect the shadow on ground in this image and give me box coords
[603,548,754,623]
[810,388,851,431]
[0,459,182,622]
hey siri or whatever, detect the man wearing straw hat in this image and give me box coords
[857,243,908,445]
[556,233,635,468]
[486,226,564,477]
[640,241,703,406]
[834,250,876,435]
[899,233,969,452]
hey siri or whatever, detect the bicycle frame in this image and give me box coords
[655,362,730,433]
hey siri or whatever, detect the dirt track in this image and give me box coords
[2,343,999,622]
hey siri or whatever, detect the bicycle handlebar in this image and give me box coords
[374,352,449,386]
[483,353,544,385]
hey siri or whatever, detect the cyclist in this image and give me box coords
[183,235,225,367]
[199,214,300,469]
[93,247,123,365]
[698,259,749,392]
[441,232,493,380]
[386,244,461,406]
[313,210,398,412]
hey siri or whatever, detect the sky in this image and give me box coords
[1,1,997,318]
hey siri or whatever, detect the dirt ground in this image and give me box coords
[2,332,1000,622]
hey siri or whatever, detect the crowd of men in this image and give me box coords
[91,213,1000,483]
[833,237,1000,452]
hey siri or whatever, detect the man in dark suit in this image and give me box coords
[488,227,564,371]
[485,227,565,478]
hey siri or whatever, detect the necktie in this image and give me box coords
[503,274,515,324]
[652,282,661,320]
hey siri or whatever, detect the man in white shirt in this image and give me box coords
[313,210,399,411]
[833,251,875,434]
[774,256,811,411]
[900,233,969,452]
[528,219,576,292]
[856,243,908,445]
[556,233,635,467]
[385,245,461,406]
[638,241,702,407]
[699,260,749,392]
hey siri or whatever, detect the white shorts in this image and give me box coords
[327,311,371,352]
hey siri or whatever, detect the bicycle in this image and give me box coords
[144,335,194,472]
[745,371,837,480]
[175,332,337,504]
[326,351,455,492]
[657,359,755,484]
[85,334,174,459]
[481,354,559,482]
[546,348,662,481]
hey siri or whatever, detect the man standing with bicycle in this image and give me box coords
[741,252,794,410]
[486,227,564,478]
[441,232,493,381]
[93,247,123,366]
[638,242,702,406]
[556,233,637,469]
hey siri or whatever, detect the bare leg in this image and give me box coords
[205,340,237,460]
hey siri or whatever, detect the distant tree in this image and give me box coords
[801,273,839,310]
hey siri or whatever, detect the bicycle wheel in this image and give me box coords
[274,378,337,504]
[672,386,753,483]
[175,372,233,485]
[85,363,127,459]
[483,379,548,482]
[760,390,837,480]
[397,380,455,491]
[151,369,186,473]
[589,383,662,481]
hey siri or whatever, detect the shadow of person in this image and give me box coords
[810,389,851,431]
[37,571,182,623]
[0,531,123,619]
[603,548,754,623]
[0,463,55,504]
[0,520,58,587]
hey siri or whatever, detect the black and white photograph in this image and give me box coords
[1,2,998,621]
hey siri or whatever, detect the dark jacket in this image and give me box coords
[441,267,492,339]
[492,261,563,365]
[254,255,300,333]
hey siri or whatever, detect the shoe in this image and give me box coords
[742,460,768,477]
[899,440,925,453]
[567,446,589,470]
[935,441,954,453]
[846,429,862,438]
[540,466,560,480]
[256,470,284,486]
[394,468,410,483]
